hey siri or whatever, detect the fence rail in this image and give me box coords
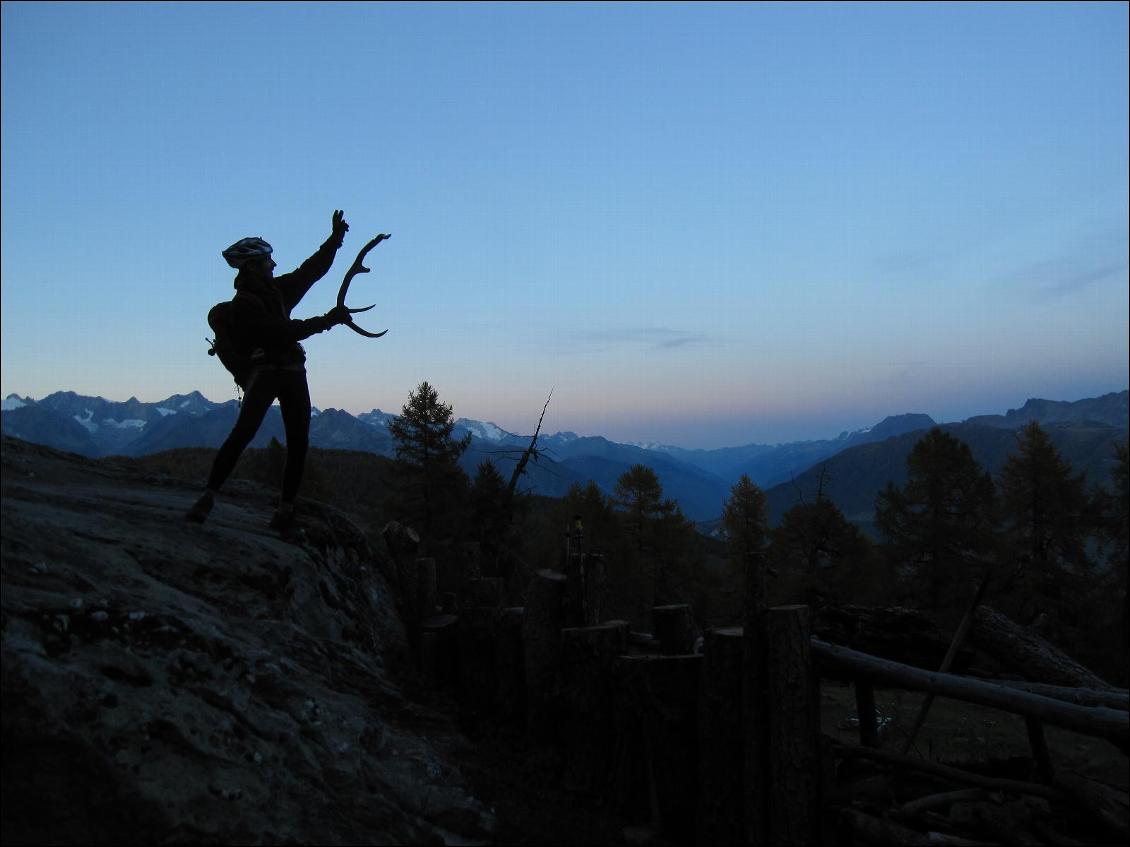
[810,637,1130,747]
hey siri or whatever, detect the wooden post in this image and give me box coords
[855,680,879,748]
[560,620,630,794]
[464,576,503,608]
[767,605,820,847]
[495,607,526,725]
[523,569,567,743]
[611,655,702,842]
[415,557,437,620]
[1025,717,1054,783]
[698,627,744,846]
[458,606,500,724]
[584,553,606,626]
[742,551,768,846]
[420,614,458,683]
[653,604,696,655]
[901,576,989,754]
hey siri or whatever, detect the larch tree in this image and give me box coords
[875,428,997,612]
[387,380,471,541]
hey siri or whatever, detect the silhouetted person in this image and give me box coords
[186,210,353,533]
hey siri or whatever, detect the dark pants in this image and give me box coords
[206,367,311,503]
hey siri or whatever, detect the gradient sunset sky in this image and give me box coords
[2,2,1126,447]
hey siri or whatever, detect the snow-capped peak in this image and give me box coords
[456,418,512,442]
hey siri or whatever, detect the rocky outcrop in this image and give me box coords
[0,436,493,845]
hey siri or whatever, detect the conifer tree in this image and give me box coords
[999,422,1093,587]
[875,428,996,611]
[387,380,471,540]
[1107,441,1130,679]
[721,474,768,561]
[771,492,869,602]
[562,481,619,555]
[612,464,690,608]
[470,459,507,545]
[613,464,670,553]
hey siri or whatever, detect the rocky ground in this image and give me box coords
[1,436,498,845]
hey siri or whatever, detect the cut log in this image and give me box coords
[1054,772,1130,841]
[816,604,985,674]
[812,639,1129,747]
[839,808,997,846]
[559,620,629,795]
[892,788,988,820]
[970,606,1113,690]
[767,605,820,847]
[653,604,695,656]
[523,569,566,743]
[834,744,1063,800]
[697,627,744,846]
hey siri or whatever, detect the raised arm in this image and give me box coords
[275,210,351,313]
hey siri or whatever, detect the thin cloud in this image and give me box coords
[580,327,713,351]
[547,326,714,356]
[999,231,1128,299]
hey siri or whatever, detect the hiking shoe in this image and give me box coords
[269,507,296,532]
[185,491,214,523]
[269,508,306,543]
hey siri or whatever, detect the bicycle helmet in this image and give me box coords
[222,236,273,268]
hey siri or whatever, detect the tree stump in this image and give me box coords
[698,627,744,846]
[495,607,526,725]
[610,654,702,843]
[560,620,630,794]
[767,605,820,847]
[458,606,500,724]
[523,569,567,743]
[653,604,696,656]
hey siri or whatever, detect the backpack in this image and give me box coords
[206,293,257,389]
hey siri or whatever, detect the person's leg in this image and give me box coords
[271,370,312,528]
[186,370,278,522]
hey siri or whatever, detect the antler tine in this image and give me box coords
[336,233,390,338]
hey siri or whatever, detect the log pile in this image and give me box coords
[831,743,1130,846]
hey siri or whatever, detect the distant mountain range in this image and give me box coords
[3,389,1127,525]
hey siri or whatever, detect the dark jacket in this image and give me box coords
[231,235,343,368]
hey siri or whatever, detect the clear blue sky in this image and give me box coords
[2,2,1127,448]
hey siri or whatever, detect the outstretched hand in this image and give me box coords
[331,209,349,241]
[326,304,352,326]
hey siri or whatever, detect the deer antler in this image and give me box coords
[336,233,391,338]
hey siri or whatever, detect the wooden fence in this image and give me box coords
[405,551,1129,845]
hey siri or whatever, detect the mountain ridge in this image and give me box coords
[4,389,1126,523]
